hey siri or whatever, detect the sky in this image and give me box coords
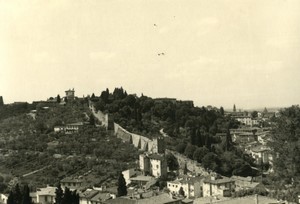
[0,0,300,109]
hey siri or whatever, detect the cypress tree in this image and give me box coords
[14,184,22,204]
[57,95,61,103]
[55,183,64,204]
[7,191,14,204]
[21,185,32,204]
[117,173,127,197]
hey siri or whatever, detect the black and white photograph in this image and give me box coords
[0,0,300,203]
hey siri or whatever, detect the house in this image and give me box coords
[54,122,86,134]
[0,194,8,204]
[105,193,183,204]
[250,145,272,165]
[167,176,204,198]
[202,175,235,197]
[231,176,259,190]
[129,175,154,189]
[122,168,140,185]
[233,116,258,127]
[139,153,167,178]
[90,192,112,204]
[36,186,56,204]
[79,189,99,204]
[194,194,285,204]
[61,177,83,190]
[30,192,37,203]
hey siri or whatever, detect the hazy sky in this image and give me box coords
[1,0,300,109]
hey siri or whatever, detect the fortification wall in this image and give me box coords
[166,149,210,176]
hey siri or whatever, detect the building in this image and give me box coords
[231,176,259,191]
[36,186,56,204]
[139,153,167,178]
[90,192,112,204]
[61,177,83,190]
[0,194,8,204]
[54,122,86,134]
[202,175,235,197]
[104,193,183,204]
[79,189,99,204]
[65,88,75,100]
[122,168,140,186]
[233,116,259,127]
[167,176,204,198]
[151,137,165,154]
[250,145,272,165]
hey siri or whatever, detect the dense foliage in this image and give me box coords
[92,87,256,177]
[268,105,300,202]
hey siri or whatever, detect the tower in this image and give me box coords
[233,104,236,112]
[152,137,165,154]
[65,88,75,100]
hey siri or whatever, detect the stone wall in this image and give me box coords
[165,149,210,176]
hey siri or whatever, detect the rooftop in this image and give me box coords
[147,153,165,160]
[79,189,99,199]
[204,176,233,185]
[90,192,111,202]
[36,186,56,196]
[194,195,283,204]
[130,175,154,182]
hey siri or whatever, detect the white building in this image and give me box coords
[36,186,56,204]
[167,176,204,198]
[250,145,272,165]
[139,153,167,178]
[202,175,234,197]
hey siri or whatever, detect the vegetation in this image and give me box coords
[55,183,79,204]
[92,87,255,177]
[117,173,127,197]
[0,98,139,192]
[267,105,300,202]
[7,184,32,204]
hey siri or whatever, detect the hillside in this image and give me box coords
[0,99,139,192]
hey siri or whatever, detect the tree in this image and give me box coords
[7,191,14,204]
[220,107,225,116]
[268,105,300,202]
[233,104,236,112]
[193,147,209,163]
[0,96,4,106]
[251,111,258,118]
[166,153,179,171]
[62,187,72,204]
[224,128,233,151]
[55,183,64,204]
[117,173,127,197]
[14,183,22,204]
[179,187,185,197]
[57,95,61,103]
[89,114,95,126]
[183,163,188,175]
[184,144,196,159]
[21,185,32,204]
[202,152,220,172]
[175,143,186,154]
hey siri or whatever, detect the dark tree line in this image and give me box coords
[7,184,32,204]
[55,183,79,204]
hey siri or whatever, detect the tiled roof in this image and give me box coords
[204,177,233,184]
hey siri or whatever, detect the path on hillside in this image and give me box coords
[22,165,51,177]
